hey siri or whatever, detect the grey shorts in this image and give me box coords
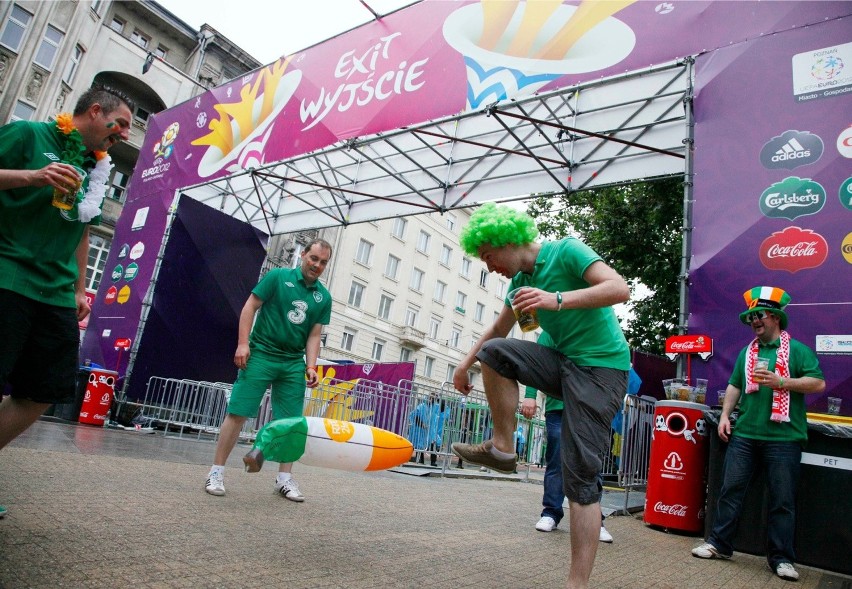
[477,338,626,505]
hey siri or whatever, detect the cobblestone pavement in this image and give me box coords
[0,421,849,589]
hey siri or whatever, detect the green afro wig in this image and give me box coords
[459,203,539,256]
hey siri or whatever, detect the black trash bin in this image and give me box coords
[45,366,92,422]
[704,410,852,576]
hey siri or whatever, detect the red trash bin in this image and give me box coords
[78,368,119,426]
[644,400,710,533]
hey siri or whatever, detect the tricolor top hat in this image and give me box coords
[739,286,790,329]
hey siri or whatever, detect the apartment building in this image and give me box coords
[0,0,260,294]
[271,210,541,391]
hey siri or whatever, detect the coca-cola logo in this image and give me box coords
[760,227,828,273]
[654,502,688,517]
[759,176,825,221]
[670,341,696,351]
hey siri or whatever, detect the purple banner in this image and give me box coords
[690,16,852,414]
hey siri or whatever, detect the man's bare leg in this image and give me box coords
[213,413,247,465]
[567,501,601,589]
[480,363,519,454]
[0,397,51,451]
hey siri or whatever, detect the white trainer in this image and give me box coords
[275,477,305,502]
[535,516,557,532]
[775,562,799,581]
[599,525,613,543]
[205,471,225,496]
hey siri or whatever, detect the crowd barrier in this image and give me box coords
[130,375,654,503]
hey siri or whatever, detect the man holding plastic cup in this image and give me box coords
[691,286,825,582]
[0,86,133,517]
[450,203,630,589]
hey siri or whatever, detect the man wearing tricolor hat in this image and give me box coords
[691,286,825,581]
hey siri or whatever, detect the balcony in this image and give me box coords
[398,325,426,349]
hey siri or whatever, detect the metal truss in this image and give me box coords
[179,60,690,235]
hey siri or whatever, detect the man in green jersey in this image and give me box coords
[205,239,333,502]
[0,86,133,517]
[450,203,630,589]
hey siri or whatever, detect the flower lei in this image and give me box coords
[55,113,112,223]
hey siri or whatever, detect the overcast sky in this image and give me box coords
[155,0,418,65]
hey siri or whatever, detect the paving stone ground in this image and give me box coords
[1,421,849,589]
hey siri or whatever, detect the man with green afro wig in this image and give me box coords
[452,203,631,589]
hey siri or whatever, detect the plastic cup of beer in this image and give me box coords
[693,378,708,404]
[662,379,675,399]
[827,397,842,416]
[51,165,86,210]
[508,287,539,332]
[716,390,727,406]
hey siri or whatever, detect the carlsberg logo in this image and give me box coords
[759,177,825,221]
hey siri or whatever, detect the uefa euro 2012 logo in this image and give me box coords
[152,122,180,161]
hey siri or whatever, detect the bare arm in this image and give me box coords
[510,260,630,313]
[0,162,83,193]
[234,294,263,369]
[304,323,323,388]
[75,226,91,322]
[717,384,741,442]
[452,304,516,393]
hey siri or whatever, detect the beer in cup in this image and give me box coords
[52,165,86,211]
[508,287,539,332]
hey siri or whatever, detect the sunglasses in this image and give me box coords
[745,310,769,322]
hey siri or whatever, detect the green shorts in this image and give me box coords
[227,352,306,419]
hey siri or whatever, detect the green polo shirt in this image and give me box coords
[524,331,564,412]
[728,336,824,443]
[508,238,630,370]
[0,120,99,307]
[249,267,332,359]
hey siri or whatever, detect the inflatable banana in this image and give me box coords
[243,416,413,473]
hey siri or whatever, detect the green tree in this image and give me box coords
[527,177,683,354]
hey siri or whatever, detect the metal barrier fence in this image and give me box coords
[132,375,653,500]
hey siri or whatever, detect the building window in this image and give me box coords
[416,230,430,254]
[405,307,419,327]
[474,302,485,322]
[377,294,393,321]
[384,254,400,280]
[134,106,150,128]
[461,257,471,278]
[34,25,64,71]
[455,291,467,313]
[445,212,456,231]
[154,45,168,59]
[91,0,104,15]
[0,5,33,52]
[130,29,149,49]
[348,281,365,308]
[86,233,111,291]
[10,101,35,122]
[410,267,424,292]
[371,339,385,361]
[468,371,477,389]
[440,244,452,266]
[400,348,414,363]
[62,44,84,84]
[108,170,129,203]
[424,356,435,378]
[355,238,373,266]
[496,279,507,299]
[479,269,488,288]
[450,326,461,348]
[446,363,457,383]
[433,280,446,303]
[391,217,407,239]
[109,17,125,33]
[428,316,440,339]
[341,329,355,351]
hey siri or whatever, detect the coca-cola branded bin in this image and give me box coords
[78,368,118,426]
[644,400,711,533]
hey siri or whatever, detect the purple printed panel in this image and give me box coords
[690,17,852,413]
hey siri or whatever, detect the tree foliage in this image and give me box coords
[526,177,683,354]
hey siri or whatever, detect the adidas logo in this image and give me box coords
[771,138,810,162]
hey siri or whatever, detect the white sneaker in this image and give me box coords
[275,477,305,502]
[535,516,557,532]
[599,525,613,543]
[775,562,799,581]
[691,542,730,559]
[205,471,225,496]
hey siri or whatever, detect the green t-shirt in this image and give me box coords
[524,331,564,412]
[728,336,824,443]
[0,120,100,307]
[249,267,332,359]
[508,238,630,370]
